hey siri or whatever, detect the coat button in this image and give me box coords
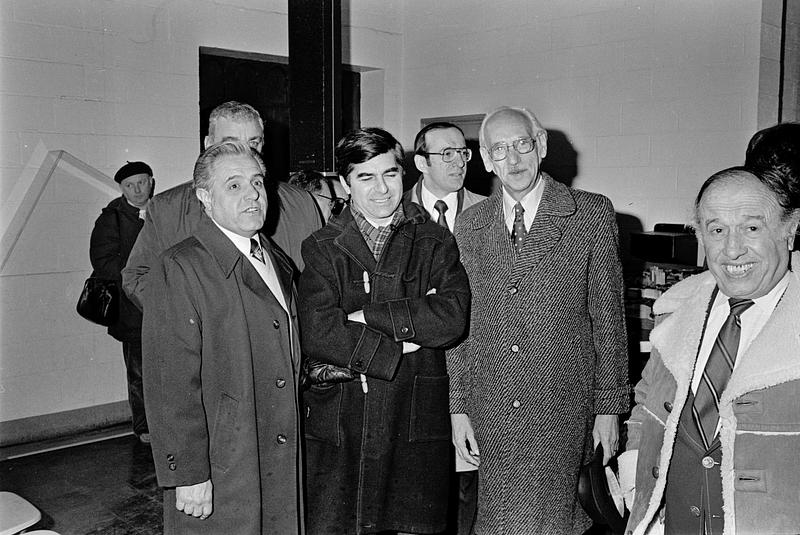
[511,344,520,353]
[276,378,286,388]
[512,400,521,408]
[664,401,673,412]
[702,456,715,469]
[354,360,364,368]
[690,505,701,517]
[652,466,659,478]
[276,434,287,444]
[400,326,409,334]
[169,462,177,471]
[508,287,517,295]
[273,320,280,329]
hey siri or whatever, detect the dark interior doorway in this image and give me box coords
[199,47,360,182]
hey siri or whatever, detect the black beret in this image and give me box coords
[114,161,153,184]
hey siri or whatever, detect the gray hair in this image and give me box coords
[207,101,263,140]
[478,106,546,148]
[193,141,266,192]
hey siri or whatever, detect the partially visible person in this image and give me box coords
[143,141,302,534]
[745,121,800,250]
[620,167,800,535]
[89,160,154,444]
[406,121,485,535]
[448,106,629,535]
[406,122,485,233]
[298,127,471,535]
[122,101,321,310]
[288,169,348,223]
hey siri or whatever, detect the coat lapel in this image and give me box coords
[332,209,378,272]
[509,175,576,285]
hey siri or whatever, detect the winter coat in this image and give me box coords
[625,254,800,535]
[448,175,630,535]
[89,196,144,342]
[142,215,303,535]
[297,201,471,535]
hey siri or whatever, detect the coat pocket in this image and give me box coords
[303,383,342,446]
[409,375,450,442]
[209,392,239,473]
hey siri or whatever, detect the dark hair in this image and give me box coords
[335,127,404,183]
[414,122,465,161]
[745,122,800,174]
[193,141,266,192]
[693,166,799,226]
[288,170,326,193]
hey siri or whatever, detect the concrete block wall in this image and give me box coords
[0,0,403,428]
[401,0,766,231]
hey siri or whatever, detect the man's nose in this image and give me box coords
[724,231,746,257]
[374,177,388,193]
[506,147,521,165]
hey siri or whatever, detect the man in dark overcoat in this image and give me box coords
[143,141,302,534]
[298,127,471,535]
[447,106,630,534]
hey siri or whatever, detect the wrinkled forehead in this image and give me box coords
[698,174,782,220]
[211,117,263,141]
[425,127,466,150]
[484,110,537,144]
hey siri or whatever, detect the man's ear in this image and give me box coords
[203,135,212,150]
[479,147,494,173]
[414,154,429,174]
[195,187,212,212]
[536,130,548,160]
[339,175,351,196]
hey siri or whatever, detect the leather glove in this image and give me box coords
[301,357,356,390]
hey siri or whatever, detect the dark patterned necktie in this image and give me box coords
[510,202,526,254]
[250,238,265,264]
[692,297,754,449]
[434,200,448,229]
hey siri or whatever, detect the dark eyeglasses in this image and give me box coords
[419,147,472,163]
[317,194,347,216]
[488,137,536,161]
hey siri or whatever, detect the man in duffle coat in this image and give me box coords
[143,141,303,534]
[298,127,471,535]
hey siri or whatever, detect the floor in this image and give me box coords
[0,429,162,535]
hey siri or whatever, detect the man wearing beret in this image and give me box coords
[89,160,155,443]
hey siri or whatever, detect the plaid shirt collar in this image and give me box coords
[350,204,405,260]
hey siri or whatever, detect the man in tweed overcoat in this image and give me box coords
[447,106,630,534]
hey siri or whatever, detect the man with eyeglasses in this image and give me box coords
[406,122,486,233]
[289,169,349,223]
[447,106,629,534]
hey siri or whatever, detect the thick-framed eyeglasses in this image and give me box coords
[317,194,347,216]
[419,147,472,163]
[488,137,536,161]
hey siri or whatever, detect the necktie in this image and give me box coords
[510,202,526,254]
[434,200,448,229]
[250,238,265,264]
[692,297,754,450]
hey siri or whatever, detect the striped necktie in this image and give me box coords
[692,297,754,449]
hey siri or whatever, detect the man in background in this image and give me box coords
[122,101,321,309]
[89,160,154,444]
[406,122,485,233]
[144,141,302,533]
[288,169,348,224]
[448,106,629,534]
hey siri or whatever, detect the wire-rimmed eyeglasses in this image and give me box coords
[317,194,347,216]
[488,137,536,161]
[419,147,472,163]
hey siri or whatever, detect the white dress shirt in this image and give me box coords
[420,184,459,232]
[502,176,545,233]
[691,271,790,397]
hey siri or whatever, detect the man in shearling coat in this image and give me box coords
[620,167,800,534]
[447,106,630,535]
[298,127,471,534]
[143,141,302,534]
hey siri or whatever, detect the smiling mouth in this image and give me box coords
[243,207,261,213]
[725,263,754,276]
